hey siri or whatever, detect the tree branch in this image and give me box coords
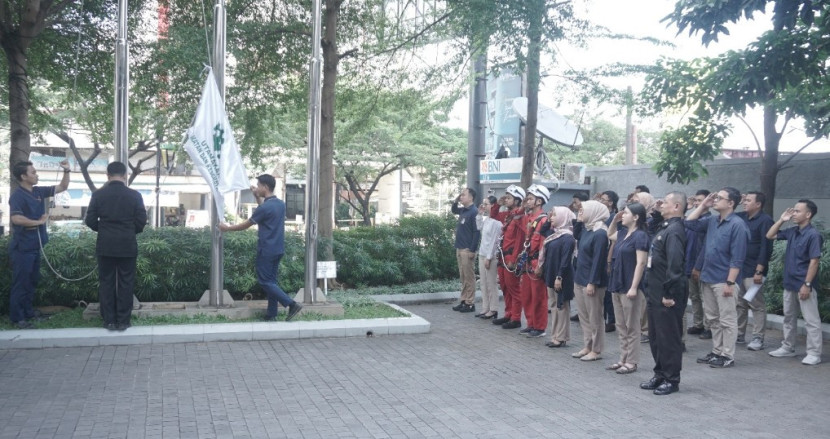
[777,137,821,170]
[53,130,100,191]
[735,114,762,154]
[372,11,451,57]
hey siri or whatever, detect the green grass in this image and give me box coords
[0,289,411,331]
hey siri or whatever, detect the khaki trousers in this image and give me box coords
[737,278,766,339]
[456,249,476,305]
[478,257,499,313]
[689,277,706,329]
[547,288,570,343]
[612,290,644,365]
[574,283,605,353]
[782,288,823,357]
[702,282,738,359]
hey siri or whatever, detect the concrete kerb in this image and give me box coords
[0,300,430,350]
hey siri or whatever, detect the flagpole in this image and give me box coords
[302,0,323,304]
[209,0,227,306]
[114,0,129,165]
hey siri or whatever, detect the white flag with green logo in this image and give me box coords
[183,68,249,219]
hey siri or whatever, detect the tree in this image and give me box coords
[641,0,830,214]
[333,86,466,225]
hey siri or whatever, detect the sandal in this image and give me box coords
[616,364,638,374]
[605,363,623,371]
[580,352,602,362]
[572,349,590,358]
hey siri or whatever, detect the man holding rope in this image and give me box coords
[8,159,70,329]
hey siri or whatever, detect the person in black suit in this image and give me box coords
[84,162,147,331]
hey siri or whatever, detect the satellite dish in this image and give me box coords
[512,97,583,147]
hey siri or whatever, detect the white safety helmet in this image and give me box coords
[505,185,525,201]
[526,184,550,204]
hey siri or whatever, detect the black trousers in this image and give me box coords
[98,256,137,325]
[647,297,687,385]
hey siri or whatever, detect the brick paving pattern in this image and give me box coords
[1,302,828,438]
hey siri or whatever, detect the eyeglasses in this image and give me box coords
[713,195,723,201]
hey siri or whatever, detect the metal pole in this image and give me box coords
[209,0,226,306]
[303,0,323,304]
[467,51,486,199]
[114,0,129,166]
[155,147,161,228]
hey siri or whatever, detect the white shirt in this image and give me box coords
[476,215,503,259]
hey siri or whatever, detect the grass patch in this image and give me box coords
[0,289,410,331]
[337,279,461,296]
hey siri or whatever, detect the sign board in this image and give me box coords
[185,210,210,228]
[316,261,337,279]
[480,157,522,182]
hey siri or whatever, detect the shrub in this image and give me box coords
[0,214,457,312]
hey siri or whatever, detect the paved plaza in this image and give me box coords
[1,302,828,438]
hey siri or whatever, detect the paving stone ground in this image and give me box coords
[1,302,828,438]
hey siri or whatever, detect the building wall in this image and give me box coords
[587,152,830,217]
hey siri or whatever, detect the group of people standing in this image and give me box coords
[451,183,824,396]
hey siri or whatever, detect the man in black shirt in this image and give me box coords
[640,191,687,396]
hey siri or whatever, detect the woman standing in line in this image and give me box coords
[571,200,610,362]
[476,196,502,319]
[605,203,650,374]
[536,206,576,348]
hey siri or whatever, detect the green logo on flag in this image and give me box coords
[213,123,224,159]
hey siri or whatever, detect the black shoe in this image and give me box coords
[736,334,746,344]
[527,329,546,338]
[480,312,497,320]
[605,323,616,333]
[451,301,465,311]
[682,343,687,353]
[687,326,704,335]
[459,303,476,313]
[286,302,304,321]
[116,322,131,331]
[15,320,34,330]
[570,314,579,322]
[709,355,735,368]
[519,327,532,334]
[492,317,509,325]
[653,381,679,395]
[501,320,521,329]
[639,376,664,390]
[104,323,117,331]
[697,352,718,364]
[699,329,712,339]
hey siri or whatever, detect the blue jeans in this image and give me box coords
[10,249,40,323]
[256,251,293,319]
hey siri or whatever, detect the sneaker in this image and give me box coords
[605,323,616,333]
[451,301,465,311]
[640,335,649,343]
[570,314,579,322]
[769,346,797,358]
[687,326,704,335]
[697,352,718,364]
[519,327,532,334]
[527,329,546,338]
[116,322,131,331]
[802,355,822,365]
[699,329,712,340]
[286,302,304,321]
[747,336,765,351]
[709,355,735,368]
[492,317,509,325]
[459,303,476,313]
[501,320,521,329]
[736,334,746,344]
[15,320,34,330]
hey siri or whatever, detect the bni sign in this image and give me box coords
[480,157,522,182]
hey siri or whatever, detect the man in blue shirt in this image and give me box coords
[451,188,480,313]
[8,159,70,329]
[766,199,823,366]
[685,190,710,339]
[220,174,303,321]
[735,191,775,351]
[686,187,749,368]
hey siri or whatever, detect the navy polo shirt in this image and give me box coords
[249,196,286,255]
[452,204,480,252]
[8,185,55,252]
[777,224,823,292]
[690,213,749,284]
[736,211,775,278]
[608,229,650,293]
[684,212,710,275]
[574,229,608,287]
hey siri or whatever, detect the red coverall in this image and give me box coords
[520,210,549,331]
[492,204,525,322]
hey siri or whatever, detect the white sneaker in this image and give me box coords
[747,336,764,351]
[769,347,797,358]
[802,355,821,365]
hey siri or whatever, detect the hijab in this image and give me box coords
[632,192,655,213]
[581,200,610,232]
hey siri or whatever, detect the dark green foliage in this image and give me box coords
[0,215,457,313]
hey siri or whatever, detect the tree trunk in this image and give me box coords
[318,0,340,261]
[4,43,31,194]
[760,106,781,216]
[520,0,544,188]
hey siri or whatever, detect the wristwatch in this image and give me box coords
[726,280,736,286]
[804,281,812,288]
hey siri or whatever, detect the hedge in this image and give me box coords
[0,214,458,314]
